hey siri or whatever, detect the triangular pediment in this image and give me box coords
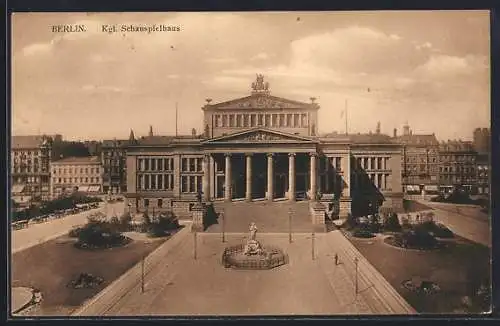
[205,94,317,110]
[204,128,316,144]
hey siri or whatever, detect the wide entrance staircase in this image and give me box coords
[205,200,313,233]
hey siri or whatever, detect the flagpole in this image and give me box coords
[175,102,178,137]
[345,99,348,135]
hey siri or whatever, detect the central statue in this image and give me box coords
[244,222,264,256]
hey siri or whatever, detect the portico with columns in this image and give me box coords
[202,128,322,203]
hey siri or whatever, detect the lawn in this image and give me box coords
[349,234,491,313]
[11,234,167,316]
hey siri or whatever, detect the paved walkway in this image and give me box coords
[74,230,413,316]
[12,201,125,254]
[11,287,33,314]
[415,200,490,248]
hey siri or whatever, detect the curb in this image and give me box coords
[71,222,192,316]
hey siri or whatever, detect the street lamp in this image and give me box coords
[354,257,359,295]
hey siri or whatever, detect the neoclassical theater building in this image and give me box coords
[125,75,404,222]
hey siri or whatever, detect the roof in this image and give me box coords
[12,136,48,149]
[439,140,476,152]
[202,93,318,111]
[321,132,396,145]
[102,139,130,148]
[51,156,101,165]
[394,134,439,146]
[133,135,203,146]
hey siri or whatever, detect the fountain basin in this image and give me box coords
[222,244,288,270]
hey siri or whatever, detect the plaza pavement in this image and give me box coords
[74,228,414,316]
[415,200,490,248]
[11,201,126,254]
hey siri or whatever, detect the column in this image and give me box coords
[245,154,252,202]
[203,154,210,201]
[224,154,232,202]
[288,153,296,201]
[267,153,274,201]
[310,153,317,201]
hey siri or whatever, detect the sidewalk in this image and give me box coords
[323,230,416,314]
[72,221,192,316]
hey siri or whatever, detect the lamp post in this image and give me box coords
[141,254,145,293]
[221,209,226,243]
[193,231,198,260]
[311,230,315,260]
[288,208,292,243]
[354,257,359,295]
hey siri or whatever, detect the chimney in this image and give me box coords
[393,128,397,138]
[376,121,381,134]
[148,125,153,137]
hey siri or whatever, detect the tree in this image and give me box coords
[384,213,402,232]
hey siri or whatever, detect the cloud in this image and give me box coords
[81,84,126,93]
[415,54,488,79]
[251,52,270,61]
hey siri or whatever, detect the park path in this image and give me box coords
[11,201,125,254]
[415,200,490,248]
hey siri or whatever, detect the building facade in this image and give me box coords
[11,135,53,204]
[125,75,404,222]
[101,135,134,194]
[438,140,477,193]
[393,123,440,196]
[50,156,103,198]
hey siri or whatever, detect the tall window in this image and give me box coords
[181,176,188,192]
[258,114,263,126]
[144,159,149,171]
[265,114,271,127]
[279,114,285,127]
[222,115,227,127]
[151,159,156,171]
[144,199,149,207]
[286,114,292,127]
[158,199,163,207]
[145,175,150,189]
[182,158,188,172]
[377,157,382,170]
[151,175,156,189]
[189,158,196,172]
[229,114,235,127]
[214,115,219,127]
[243,114,249,127]
[272,114,277,127]
[301,114,307,127]
[158,175,163,189]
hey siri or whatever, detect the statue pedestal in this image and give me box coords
[191,202,205,232]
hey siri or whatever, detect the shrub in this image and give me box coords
[415,221,453,238]
[75,221,130,249]
[119,212,132,225]
[352,228,375,238]
[393,229,438,250]
[384,213,402,232]
[68,226,83,238]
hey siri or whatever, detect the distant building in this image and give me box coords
[101,132,137,194]
[50,156,103,198]
[11,135,56,204]
[438,140,477,194]
[473,127,490,154]
[83,140,103,157]
[393,123,440,196]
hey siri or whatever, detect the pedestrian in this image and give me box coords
[334,253,339,265]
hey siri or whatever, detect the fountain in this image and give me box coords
[222,223,288,270]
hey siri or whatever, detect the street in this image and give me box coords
[11,201,126,254]
[416,200,490,248]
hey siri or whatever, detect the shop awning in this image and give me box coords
[12,184,26,194]
[78,185,90,192]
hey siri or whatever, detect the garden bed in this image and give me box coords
[11,234,167,316]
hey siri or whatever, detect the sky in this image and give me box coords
[12,11,490,141]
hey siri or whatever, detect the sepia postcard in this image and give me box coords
[9,11,491,317]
